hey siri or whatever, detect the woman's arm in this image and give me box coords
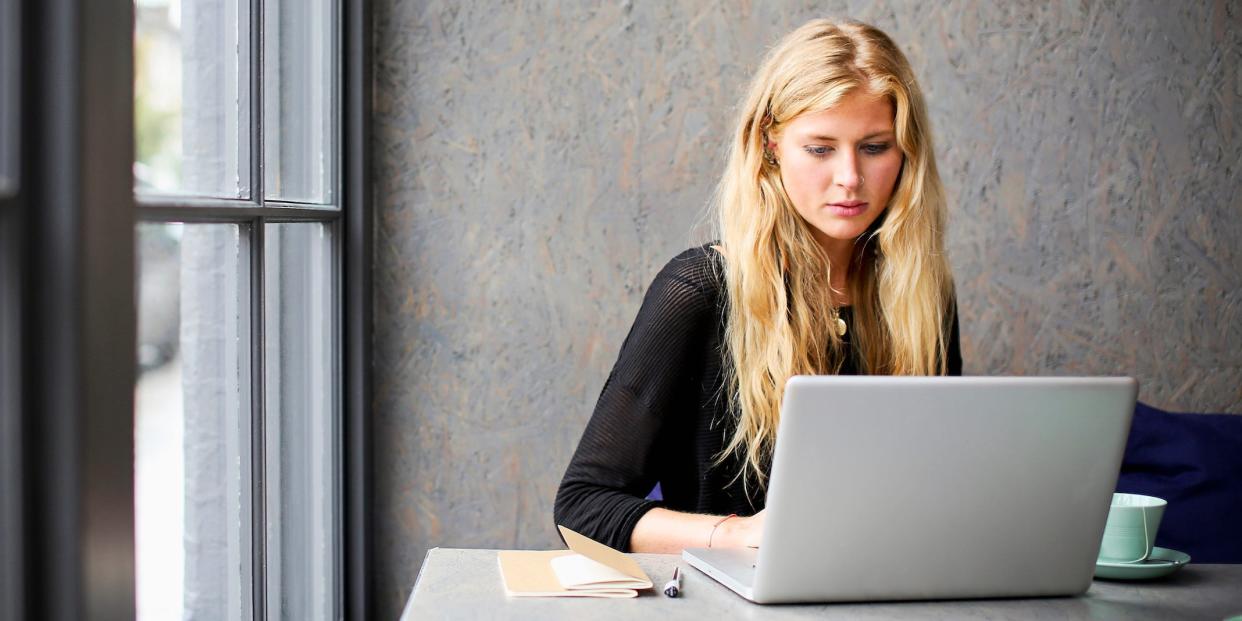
[629,507,764,554]
[554,248,721,551]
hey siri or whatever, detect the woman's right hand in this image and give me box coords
[629,507,767,553]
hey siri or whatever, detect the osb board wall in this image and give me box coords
[372,1,1240,614]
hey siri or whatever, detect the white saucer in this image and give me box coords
[1094,547,1191,580]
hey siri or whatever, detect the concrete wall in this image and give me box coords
[372,1,1242,615]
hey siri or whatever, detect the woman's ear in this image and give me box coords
[763,133,780,165]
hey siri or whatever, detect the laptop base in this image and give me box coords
[682,547,758,601]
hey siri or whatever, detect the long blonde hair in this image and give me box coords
[713,19,955,491]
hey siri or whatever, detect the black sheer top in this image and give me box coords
[553,244,962,550]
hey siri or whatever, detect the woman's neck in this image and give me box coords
[812,231,854,305]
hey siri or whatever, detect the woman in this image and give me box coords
[554,18,961,554]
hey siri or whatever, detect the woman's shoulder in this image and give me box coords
[653,242,726,300]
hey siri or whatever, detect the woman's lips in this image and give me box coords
[828,202,867,216]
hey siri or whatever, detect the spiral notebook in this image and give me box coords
[497,526,653,598]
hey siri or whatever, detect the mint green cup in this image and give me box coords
[1098,493,1167,563]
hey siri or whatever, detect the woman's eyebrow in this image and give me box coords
[806,130,895,141]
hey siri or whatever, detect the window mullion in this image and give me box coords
[136,202,342,222]
[331,216,346,620]
[249,216,268,621]
[251,0,268,616]
[245,0,260,206]
[252,0,264,204]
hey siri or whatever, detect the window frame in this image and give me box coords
[342,1,373,618]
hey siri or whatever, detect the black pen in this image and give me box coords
[663,567,681,598]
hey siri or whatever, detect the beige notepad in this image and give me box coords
[497,526,654,598]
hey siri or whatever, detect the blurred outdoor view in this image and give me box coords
[135,219,187,620]
[135,0,187,607]
[137,218,249,621]
[135,0,183,193]
[135,0,248,198]
[136,2,247,619]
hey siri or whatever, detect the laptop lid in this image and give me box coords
[746,376,1137,604]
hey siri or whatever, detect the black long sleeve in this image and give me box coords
[554,245,964,551]
[553,247,722,550]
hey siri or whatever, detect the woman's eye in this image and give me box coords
[804,143,891,157]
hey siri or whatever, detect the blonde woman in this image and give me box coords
[555,18,960,553]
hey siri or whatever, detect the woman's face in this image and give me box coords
[770,89,904,252]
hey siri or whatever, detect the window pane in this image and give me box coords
[134,0,251,198]
[263,0,335,204]
[135,223,253,621]
[0,0,17,197]
[264,223,338,619]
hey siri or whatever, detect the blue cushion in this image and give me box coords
[1116,402,1242,563]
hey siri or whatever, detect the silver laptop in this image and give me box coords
[683,376,1138,604]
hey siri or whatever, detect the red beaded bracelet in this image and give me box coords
[708,513,738,548]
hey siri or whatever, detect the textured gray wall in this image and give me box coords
[373,1,1241,616]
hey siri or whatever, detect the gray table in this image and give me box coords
[402,548,1242,620]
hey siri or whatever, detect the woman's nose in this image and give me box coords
[835,154,862,190]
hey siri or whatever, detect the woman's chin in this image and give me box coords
[811,221,872,245]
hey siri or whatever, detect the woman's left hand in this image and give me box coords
[721,509,765,548]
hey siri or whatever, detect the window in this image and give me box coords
[263,0,335,203]
[134,0,343,619]
[135,222,252,618]
[264,222,338,618]
[134,0,249,197]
